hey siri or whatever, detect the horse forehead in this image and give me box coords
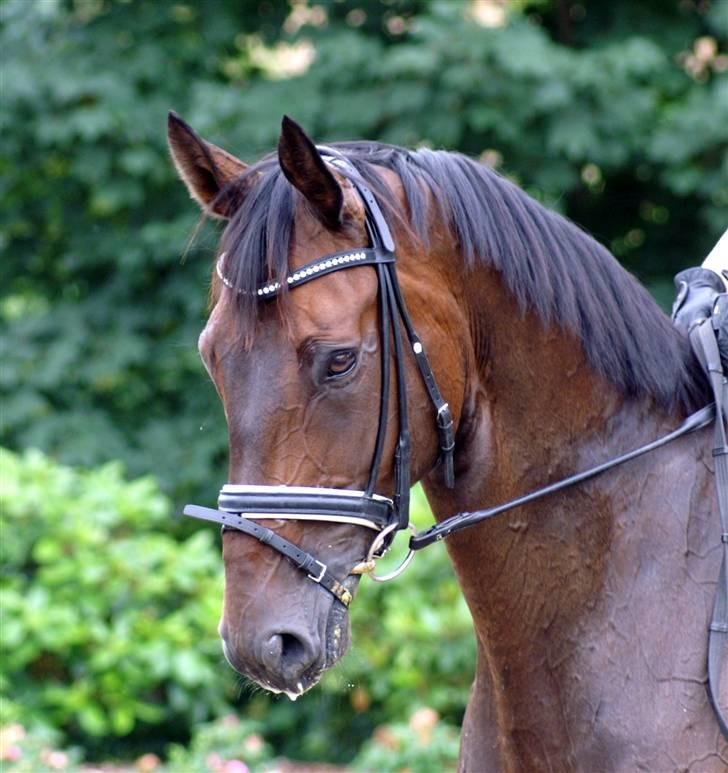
[286,270,378,340]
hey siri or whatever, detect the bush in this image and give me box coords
[0,723,82,773]
[0,448,230,749]
[165,714,274,772]
[352,708,460,773]
[1,448,473,768]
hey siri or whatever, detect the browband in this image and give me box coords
[216,247,395,297]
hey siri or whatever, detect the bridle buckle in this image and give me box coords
[307,560,327,583]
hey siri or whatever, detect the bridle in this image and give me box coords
[183,149,718,599]
[182,151,728,736]
[182,148,716,603]
[184,150,456,607]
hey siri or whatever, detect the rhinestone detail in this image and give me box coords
[216,251,370,295]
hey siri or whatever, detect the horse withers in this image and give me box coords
[168,112,726,770]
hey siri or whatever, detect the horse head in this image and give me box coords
[168,113,463,698]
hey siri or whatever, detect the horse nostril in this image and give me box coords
[261,631,316,682]
[279,632,305,665]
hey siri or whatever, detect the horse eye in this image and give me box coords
[326,350,357,379]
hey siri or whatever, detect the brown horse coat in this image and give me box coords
[169,113,727,770]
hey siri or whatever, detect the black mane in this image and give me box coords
[216,141,707,412]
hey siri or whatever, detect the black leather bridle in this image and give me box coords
[182,152,728,735]
[183,150,717,601]
[184,151,456,607]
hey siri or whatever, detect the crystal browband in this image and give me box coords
[216,248,395,297]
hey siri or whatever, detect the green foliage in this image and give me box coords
[352,709,460,773]
[165,714,274,772]
[2,0,725,505]
[0,448,230,744]
[0,448,470,768]
[0,723,82,773]
[1,0,234,506]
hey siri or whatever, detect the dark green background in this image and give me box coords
[1,0,726,767]
[3,0,726,507]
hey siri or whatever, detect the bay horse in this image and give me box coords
[168,112,727,770]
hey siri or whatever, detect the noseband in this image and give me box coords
[184,151,455,607]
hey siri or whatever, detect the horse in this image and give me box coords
[167,111,727,770]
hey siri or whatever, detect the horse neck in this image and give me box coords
[431,264,682,516]
[421,263,707,731]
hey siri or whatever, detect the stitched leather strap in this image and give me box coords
[690,319,728,739]
[217,487,393,530]
[183,505,353,607]
[387,275,455,487]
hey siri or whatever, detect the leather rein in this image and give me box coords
[182,153,727,735]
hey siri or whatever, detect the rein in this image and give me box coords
[410,403,714,549]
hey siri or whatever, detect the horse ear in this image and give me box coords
[278,116,343,230]
[167,111,248,219]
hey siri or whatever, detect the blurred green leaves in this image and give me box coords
[0,448,227,740]
[2,0,726,505]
